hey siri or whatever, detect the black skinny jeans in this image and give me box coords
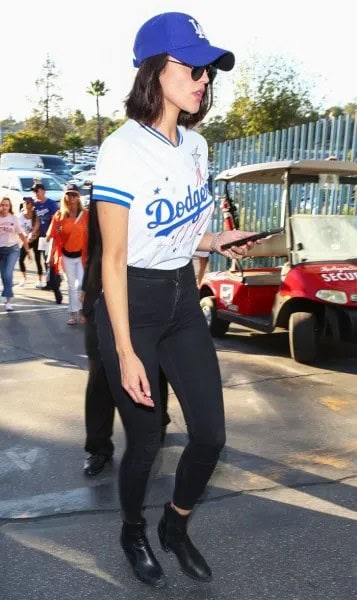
[95,261,225,523]
[19,238,43,276]
[84,311,116,458]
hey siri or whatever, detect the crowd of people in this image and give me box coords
[1,10,259,590]
[0,182,88,319]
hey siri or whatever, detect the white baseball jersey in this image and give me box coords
[92,119,213,269]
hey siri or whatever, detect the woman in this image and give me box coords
[93,12,255,588]
[17,198,40,287]
[47,184,88,325]
[0,197,30,311]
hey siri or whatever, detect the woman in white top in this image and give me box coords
[93,12,256,588]
[17,197,40,287]
[0,197,30,311]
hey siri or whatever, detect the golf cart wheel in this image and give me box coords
[289,311,319,364]
[200,296,230,337]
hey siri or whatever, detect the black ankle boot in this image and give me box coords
[121,520,165,587]
[158,502,212,582]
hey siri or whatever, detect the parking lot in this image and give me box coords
[1,267,356,600]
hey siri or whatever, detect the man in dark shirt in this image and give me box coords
[32,183,62,303]
[82,198,170,475]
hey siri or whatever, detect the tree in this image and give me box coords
[226,56,318,137]
[343,103,357,117]
[86,80,109,148]
[64,133,84,163]
[71,109,86,129]
[35,56,63,129]
[24,113,72,150]
[324,106,344,118]
[0,130,60,154]
[199,116,230,159]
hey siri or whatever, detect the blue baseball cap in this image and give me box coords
[133,12,235,71]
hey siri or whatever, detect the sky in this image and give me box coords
[1,0,356,123]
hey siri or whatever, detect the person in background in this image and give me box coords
[17,197,40,287]
[31,181,58,289]
[82,197,170,476]
[47,183,88,325]
[92,11,255,589]
[0,197,31,311]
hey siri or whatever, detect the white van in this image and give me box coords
[0,169,64,214]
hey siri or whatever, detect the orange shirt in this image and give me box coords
[48,209,89,263]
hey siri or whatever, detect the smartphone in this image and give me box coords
[220,227,284,251]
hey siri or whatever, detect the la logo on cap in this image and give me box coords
[188,18,206,39]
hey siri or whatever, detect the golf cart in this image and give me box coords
[199,160,357,363]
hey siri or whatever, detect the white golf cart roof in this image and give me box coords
[215,160,357,185]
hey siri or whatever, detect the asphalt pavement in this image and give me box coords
[1,268,356,600]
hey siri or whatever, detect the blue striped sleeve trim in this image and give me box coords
[93,195,131,209]
[92,184,134,207]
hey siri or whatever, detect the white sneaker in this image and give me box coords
[5,303,14,311]
[35,281,46,289]
[16,280,26,288]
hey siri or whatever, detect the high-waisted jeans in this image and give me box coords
[0,244,20,298]
[95,260,225,523]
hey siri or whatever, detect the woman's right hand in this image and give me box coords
[119,351,154,407]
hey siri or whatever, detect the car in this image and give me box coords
[72,168,96,186]
[0,168,64,214]
[0,153,72,184]
[199,159,357,363]
[70,163,95,175]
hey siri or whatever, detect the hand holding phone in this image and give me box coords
[220,227,284,251]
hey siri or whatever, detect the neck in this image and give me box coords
[152,106,179,145]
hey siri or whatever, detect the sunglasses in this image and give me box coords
[66,192,79,197]
[166,59,217,83]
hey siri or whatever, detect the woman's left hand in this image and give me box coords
[214,230,258,259]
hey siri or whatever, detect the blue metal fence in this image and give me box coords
[209,115,357,269]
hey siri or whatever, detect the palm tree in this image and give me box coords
[86,80,109,148]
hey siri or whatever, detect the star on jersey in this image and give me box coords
[154,187,161,194]
[191,146,201,166]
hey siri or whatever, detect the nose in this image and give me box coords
[201,69,210,84]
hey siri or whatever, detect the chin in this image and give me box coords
[185,103,200,115]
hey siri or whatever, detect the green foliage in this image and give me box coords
[24,114,71,149]
[70,110,86,128]
[86,80,110,147]
[64,133,84,163]
[199,116,230,159]
[344,103,357,116]
[226,56,318,136]
[86,80,110,99]
[0,130,61,154]
[35,56,63,127]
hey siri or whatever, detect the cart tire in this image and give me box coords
[200,296,230,337]
[289,311,319,363]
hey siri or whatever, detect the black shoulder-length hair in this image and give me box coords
[125,54,213,128]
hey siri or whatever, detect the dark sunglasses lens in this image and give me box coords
[191,66,205,81]
[191,65,217,82]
